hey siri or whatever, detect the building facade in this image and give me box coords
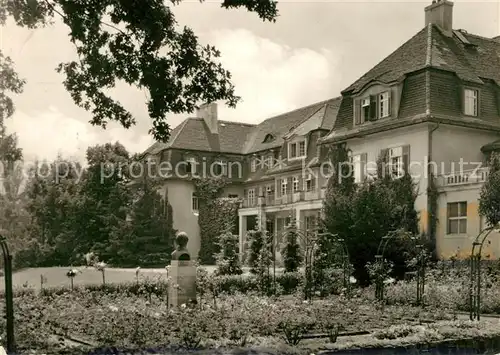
[142,0,500,261]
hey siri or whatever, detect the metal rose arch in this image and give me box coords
[469,225,496,321]
[0,234,15,352]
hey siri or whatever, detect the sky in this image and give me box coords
[1,0,499,164]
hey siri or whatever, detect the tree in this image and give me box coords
[19,158,83,266]
[281,225,302,273]
[214,228,242,276]
[246,229,264,274]
[1,0,278,142]
[479,152,500,228]
[322,145,420,285]
[107,177,176,267]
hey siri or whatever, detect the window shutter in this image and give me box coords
[369,95,377,120]
[402,145,410,174]
[459,86,465,114]
[311,175,316,190]
[388,92,392,116]
[378,148,389,178]
[354,99,361,125]
[287,177,292,194]
[361,153,368,181]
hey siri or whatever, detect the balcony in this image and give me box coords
[240,188,326,209]
[435,167,489,188]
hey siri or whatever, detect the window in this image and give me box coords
[379,91,390,118]
[288,140,306,159]
[250,158,257,172]
[191,192,199,212]
[304,174,316,192]
[361,97,371,123]
[213,160,226,176]
[389,147,403,178]
[186,157,197,173]
[266,185,274,196]
[356,92,391,125]
[281,178,288,196]
[263,133,275,143]
[292,176,300,192]
[265,155,273,168]
[464,89,478,116]
[304,215,318,231]
[247,189,255,206]
[447,202,467,234]
[299,141,306,157]
[228,194,238,198]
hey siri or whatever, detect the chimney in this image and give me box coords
[425,0,453,35]
[196,102,218,134]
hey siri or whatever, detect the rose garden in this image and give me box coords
[1,149,500,354]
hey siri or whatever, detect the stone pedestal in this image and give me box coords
[168,260,197,307]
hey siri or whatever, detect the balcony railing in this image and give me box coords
[435,167,490,188]
[240,188,326,208]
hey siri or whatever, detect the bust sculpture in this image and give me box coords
[171,232,190,261]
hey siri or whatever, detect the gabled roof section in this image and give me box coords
[342,24,500,95]
[283,97,342,139]
[243,98,339,154]
[342,26,429,94]
[145,118,255,155]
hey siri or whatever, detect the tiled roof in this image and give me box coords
[243,98,340,154]
[343,24,500,94]
[144,97,341,156]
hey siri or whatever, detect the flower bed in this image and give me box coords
[0,285,463,354]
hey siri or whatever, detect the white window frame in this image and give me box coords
[265,155,273,168]
[304,215,317,231]
[281,179,288,196]
[388,146,403,178]
[379,91,390,118]
[304,174,316,192]
[250,158,257,172]
[292,176,300,193]
[298,141,306,157]
[247,188,255,206]
[360,97,370,123]
[464,88,478,116]
[191,192,199,212]
[447,201,467,235]
[288,139,307,160]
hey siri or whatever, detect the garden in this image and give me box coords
[2,258,500,354]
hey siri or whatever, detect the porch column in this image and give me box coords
[239,214,247,262]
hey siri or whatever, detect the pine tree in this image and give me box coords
[214,227,242,276]
[281,226,302,273]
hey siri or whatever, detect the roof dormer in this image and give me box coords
[263,133,276,143]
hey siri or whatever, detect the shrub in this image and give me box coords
[214,229,242,276]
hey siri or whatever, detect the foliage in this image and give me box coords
[194,178,239,264]
[322,145,421,285]
[0,274,485,353]
[17,143,176,268]
[1,0,278,142]
[281,225,302,273]
[479,152,500,227]
[214,229,243,276]
[107,177,176,267]
[246,229,264,273]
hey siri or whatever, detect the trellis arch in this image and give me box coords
[374,230,426,305]
[469,226,496,321]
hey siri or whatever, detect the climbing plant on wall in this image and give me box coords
[194,177,239,265]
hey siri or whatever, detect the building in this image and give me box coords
[142,0,500,260]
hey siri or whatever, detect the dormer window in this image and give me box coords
[379,92,390,118]
[464,88,478,116]
[355,90,392,125]
[288,139,307,160]
[263,134,275,143]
